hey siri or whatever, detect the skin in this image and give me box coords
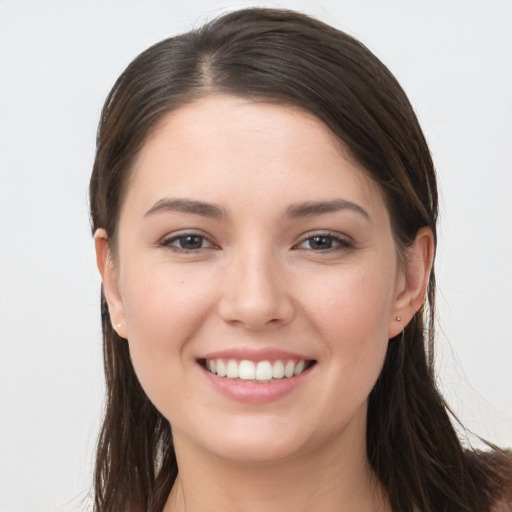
[95,95,433,512]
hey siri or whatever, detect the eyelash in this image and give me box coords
[294,232,353,252]
[160,232,216,253]
[160,230,353,254]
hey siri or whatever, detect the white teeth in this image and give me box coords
[284,361,295,378]
[216,360,227,377]
[272,360,285,379]
[205,358,311,381]
[256,361,273,380]
[239,360,256,380]
[294,360,305,376]
[226,359,239,379]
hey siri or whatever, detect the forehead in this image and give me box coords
[123,94,387,220]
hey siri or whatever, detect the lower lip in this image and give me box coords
[200,364,314,404]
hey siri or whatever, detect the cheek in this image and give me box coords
[303,262,396,342]
[300,264,394,402]
[121,258,216,333]
[119,263,217,401]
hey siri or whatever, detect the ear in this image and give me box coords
[388,227,435,338]
[94,229,127,338]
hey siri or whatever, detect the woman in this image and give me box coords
[89,8,511,512]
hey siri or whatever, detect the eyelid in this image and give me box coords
[293,230,354,251]
[159,230,219,251]
[158,229,352,252]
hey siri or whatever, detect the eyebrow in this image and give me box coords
[286,199,370,221]
[144,198,226,219]
[144,197,370,222]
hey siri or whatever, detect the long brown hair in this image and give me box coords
[89,8,510,512]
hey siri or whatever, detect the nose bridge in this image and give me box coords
[219,242,294,328]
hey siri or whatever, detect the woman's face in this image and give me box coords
[99,95,410,464]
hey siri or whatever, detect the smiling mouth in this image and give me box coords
[199,358,316,383]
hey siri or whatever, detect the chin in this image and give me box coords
[210,435,307,466]
[175,414,313,466]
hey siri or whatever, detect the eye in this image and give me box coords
[296,233,352,252]
[161,233,214,252]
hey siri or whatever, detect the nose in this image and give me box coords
[218,248,295,330]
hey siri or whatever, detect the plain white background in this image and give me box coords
[0,1,511,511]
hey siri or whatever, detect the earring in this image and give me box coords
[396,316,401,322]
[116,323,122,328]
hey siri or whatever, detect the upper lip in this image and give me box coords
[199,347,315,362]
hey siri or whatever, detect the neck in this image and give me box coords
[164,426,390,512]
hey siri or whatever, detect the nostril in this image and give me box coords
[217,270,296,328]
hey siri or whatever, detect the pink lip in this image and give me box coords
[199,347,313,363]
[198,351,316,404]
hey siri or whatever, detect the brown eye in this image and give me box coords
[163,233,212,251]
[307,235,334,250]
[179,235,205,250]
[297,233,352,252]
